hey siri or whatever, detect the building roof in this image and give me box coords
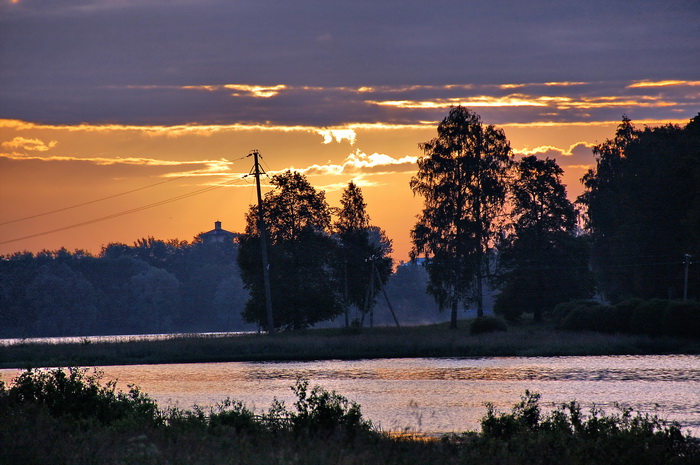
[200,220,238,243]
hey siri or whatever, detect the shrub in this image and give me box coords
[290,378,372,438]
[493,286,524,322]
[470,316,507,335]
[208,398,262,434]
[551,299,599,324]
[605,298,643,333]
[560,304,613,332]
[1,367,162,428]
[478,391,699,465]
[629,299,668,336]
[561,307,596,332]
[663,300,700,338]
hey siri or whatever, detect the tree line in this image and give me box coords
[411,107,699,327]
[0,179,397,337]
[0,237,251,337]
[1,107,698,337]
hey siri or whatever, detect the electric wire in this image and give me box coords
[0,154,250,227]
[0,177,248,245]
[0,176,186,226]
[0,169,250,246]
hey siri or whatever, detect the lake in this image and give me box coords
[2,355,699,435]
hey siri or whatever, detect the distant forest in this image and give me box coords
[1,112,699,338]
[0,237,448,338]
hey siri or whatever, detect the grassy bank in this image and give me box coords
[2,320,699,369]
[1,368,697,465]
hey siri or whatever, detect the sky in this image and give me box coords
[1,0,699,261]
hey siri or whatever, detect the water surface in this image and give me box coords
[2,355,698,434]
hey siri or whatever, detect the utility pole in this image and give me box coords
[249,150,274,334]
[683,253,693,301]
[372,261,400,328]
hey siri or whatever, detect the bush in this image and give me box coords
[208,398,262,434]
[629,299,668,336]
[551,299,600,324]
[290,378,372,438]
[1,367,162,428]
[605,298,643,333]
[478,391,699,465]
[470,316,507,335]
[493,286,524,322]
[663,300,700,338]
[560,304,613,332]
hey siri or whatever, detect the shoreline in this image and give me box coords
[2,321,699,369]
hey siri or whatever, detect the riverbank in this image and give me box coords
[2,320,699,369]
[1,368,698,465]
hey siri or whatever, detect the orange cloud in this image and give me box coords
[1,136,57,152]
[627,80,700,88]
[297,150,419,178]
[317,128,357,145]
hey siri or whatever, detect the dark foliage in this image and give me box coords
[1,370,697,465]
[495,156,594,322]
[0,367,161,428]
[0,238,250,338]
[335,182,393,328]
[238,171,344,330]
[558,298,700,339]
[578,115,700,302]
[411,106,513,326]
[663,300,700,338]
[478,391,699,465]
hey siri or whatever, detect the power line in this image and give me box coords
[0,176,247,246]
[0,154,250,226]
[0,176,185,226]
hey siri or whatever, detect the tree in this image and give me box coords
[334,182,393,327]
[411,106,513,328]
[238,171,343,330]
[578,115,700,301]
[495,156,594,321]
[26,263,100,336]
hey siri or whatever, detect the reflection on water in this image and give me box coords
[0,331,252,346]
[2,355,698,435]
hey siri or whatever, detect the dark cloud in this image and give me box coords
[1,0,698,125]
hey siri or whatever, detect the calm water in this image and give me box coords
[2,355,699,435]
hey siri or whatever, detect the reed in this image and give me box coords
[1,320,699,369]
[1,368,697,465]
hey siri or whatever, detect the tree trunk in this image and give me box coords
[450,298,458,329]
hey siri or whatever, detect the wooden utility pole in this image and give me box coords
[373,262,400,328]
[250,150,274,334]
[683,253,693,301]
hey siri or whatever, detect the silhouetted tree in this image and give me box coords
[334,182,392,327]
[411,107,512,328]
[238,171,343,330]
[495,156,594,321]
[578,115,700,301]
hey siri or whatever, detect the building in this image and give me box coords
[200,221,238,244]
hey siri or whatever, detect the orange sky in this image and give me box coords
[0,114,694,261]
[1,1,698,261]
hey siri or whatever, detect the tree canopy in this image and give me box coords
[578,115,700,301]
[238,171,343,330]
[334,182,392,328]
[411,106,513,327]
[495,156,594,321]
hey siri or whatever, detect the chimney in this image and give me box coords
[215,220,222,230]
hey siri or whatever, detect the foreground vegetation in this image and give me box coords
[0,368,697,465]
[2,319,700,369]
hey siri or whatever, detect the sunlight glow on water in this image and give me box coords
[2,355,698,435]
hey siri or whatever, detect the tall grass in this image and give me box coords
[0,368,697,465]
[2,321,699,369]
